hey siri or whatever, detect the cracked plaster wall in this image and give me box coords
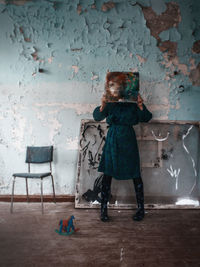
[0,0,199,195]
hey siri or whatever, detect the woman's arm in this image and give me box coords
[93,95,109,121]
[137,94,152,122]
[93,105,109,121]
[137,104,152,122]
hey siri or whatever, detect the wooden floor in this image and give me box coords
[0,202,200,267]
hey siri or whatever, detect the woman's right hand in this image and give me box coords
[100,94,107,112]
[137,94,144,110]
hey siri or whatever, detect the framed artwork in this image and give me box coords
[75,120,200,209]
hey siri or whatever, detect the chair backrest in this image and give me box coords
[26,146,53,164]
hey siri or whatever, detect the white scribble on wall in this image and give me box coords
[151,130,170,141]
[182,125,197,195]
[167,165,180,190]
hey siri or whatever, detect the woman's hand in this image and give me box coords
[137,94,144,110]
[100,94,107,112]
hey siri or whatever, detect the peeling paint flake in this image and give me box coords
[136,54,147,63]
[158,41,177,59]
[77,4,82,15]
[150,0,166,15]
[30,47,38,61]
[91,73,99,81]
[189,63,200,86]
[101,1,115,12]
[159,28,181,42]
[142,2,181,39]
[192,40,200,54]
[19,26,31,42]
[48,57,53,64]
[0,0,31,5]
[72,65,79,75]
[162,55,189,76]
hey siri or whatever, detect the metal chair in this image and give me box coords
[10,146,56,214]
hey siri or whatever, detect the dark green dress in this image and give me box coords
[93,102,152,180]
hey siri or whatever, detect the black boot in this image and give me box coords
[133,177,145,221]
[101,174,112,222]
[101,202,109,222]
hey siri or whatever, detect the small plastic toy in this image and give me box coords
[55,215,79,236]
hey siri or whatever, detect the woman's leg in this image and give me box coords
[101,174,112,222]
[133,177,145,221]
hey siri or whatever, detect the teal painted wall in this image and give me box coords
[0,0,199,195]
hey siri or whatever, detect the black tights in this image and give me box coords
[101,174,112,207]
[101,174,144,205]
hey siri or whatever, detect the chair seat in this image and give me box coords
[13,172,51,178]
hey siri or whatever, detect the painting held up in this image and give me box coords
[104,72,139,103]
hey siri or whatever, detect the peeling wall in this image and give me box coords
[0,0,199,195]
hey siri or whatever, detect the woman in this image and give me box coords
[93,73,152,222]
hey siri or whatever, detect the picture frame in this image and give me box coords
[75,119,200,209]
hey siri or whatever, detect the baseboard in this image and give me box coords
[0,195,75,202]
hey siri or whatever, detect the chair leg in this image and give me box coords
[51,174,56,203]
[10,176,16,213]
[40,178,44,214]
[25,178,29,203]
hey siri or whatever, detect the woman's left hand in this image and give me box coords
[100,94,107,112]
[137,94,144,110]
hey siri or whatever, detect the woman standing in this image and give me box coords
[93,75,152,222]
